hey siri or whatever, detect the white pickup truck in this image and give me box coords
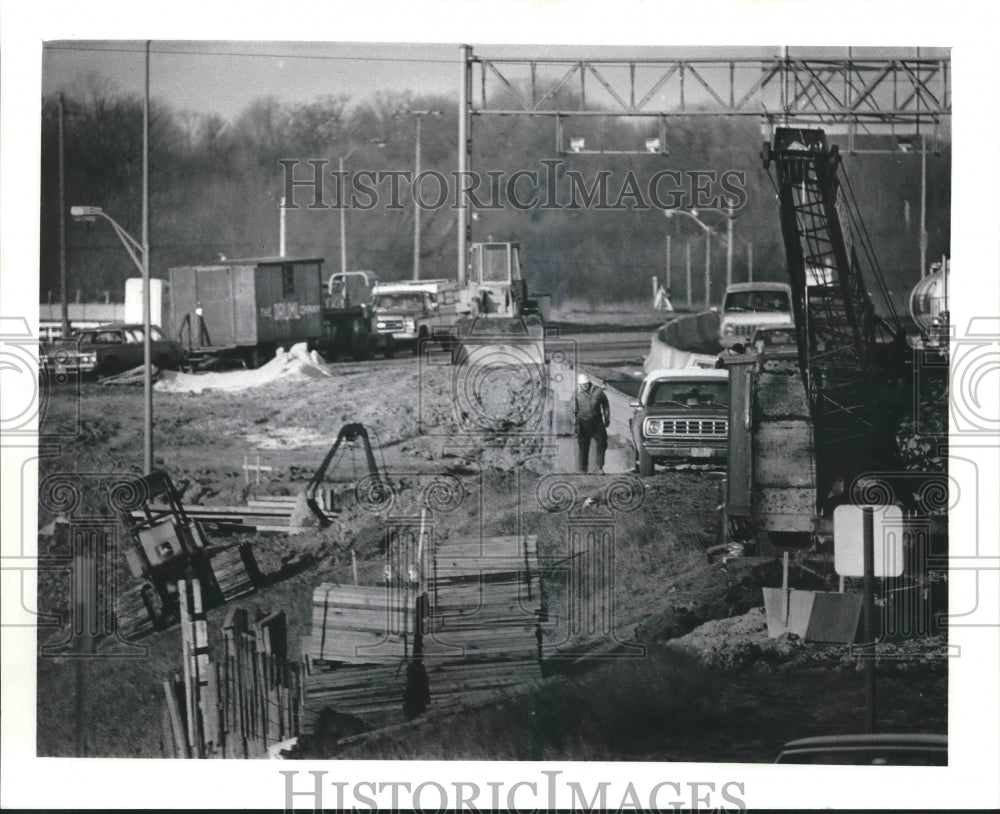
[372,279,464,353]
[718,281,794,349]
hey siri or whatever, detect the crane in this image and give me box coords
[761,127,909,512]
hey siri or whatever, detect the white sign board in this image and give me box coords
[833,504,905,577]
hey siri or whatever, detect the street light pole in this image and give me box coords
[665,208,714,309]
[71,207,152,471]
[704,231,712,308]
[725,204,734,290]
[414,115,422,280]
[395,109,443,281]
[142,40,152,475]
[338,152,351,276]
[338,140,386,275]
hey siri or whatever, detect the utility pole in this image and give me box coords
[665,233,672,295]
[919,132,928,275]
[392,109,443,281]
[725,204,734,290]
[339,154,348,275]
[457,45,472,287]
[414,114,422,280]
[279,196,286,258]
[58,94,69,339]
[704,232,712,309]
[142,40,153,476]
[685,243,692,308]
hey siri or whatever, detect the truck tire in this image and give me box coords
[638,447,655,476]
[350,322,374,361]
[382,336,396,359]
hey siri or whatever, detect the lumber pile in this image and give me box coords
[300,663,410,735]
[298,535,550,736]
[161,581,302,759]
[299,583,419,734]
[306,584,417,665]
[422,535,548,713]
[128,498,297,534]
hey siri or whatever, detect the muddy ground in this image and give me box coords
[34,351,946,761]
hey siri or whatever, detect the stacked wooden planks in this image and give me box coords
[129,499,296,534]
[306,584,416,665]
[160,583,302,759]
[297,536,550,736]
[299,663,409,735]
[423,535,548,713]
[299,583,419,734]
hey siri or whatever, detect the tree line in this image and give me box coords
[40,78,951,310]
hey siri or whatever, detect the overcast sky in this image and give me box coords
[42,42,946,121]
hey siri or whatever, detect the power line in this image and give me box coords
[44,43,459,65]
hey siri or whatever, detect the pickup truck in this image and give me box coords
[40,323,188,378]
[629,367,729,474]
[372,279,464,353]
[718,281,794,349]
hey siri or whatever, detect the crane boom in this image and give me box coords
[763,127,907,505]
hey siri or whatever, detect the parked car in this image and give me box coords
[775,733,947,765]
[629,368,729,475]
[41,323,188,378]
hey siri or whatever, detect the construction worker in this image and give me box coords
[575,372,610,473]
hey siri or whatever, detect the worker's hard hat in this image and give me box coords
[577,373,589,385]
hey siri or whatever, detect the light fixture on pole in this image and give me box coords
[896,133,928,275]
[665,208,714,308]
[394,109,444,280]
[71,204,153,473]
[338,139,386,275]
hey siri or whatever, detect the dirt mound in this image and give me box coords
[157,343,334,394]
[669,607,950,672]
[667,607,795,669]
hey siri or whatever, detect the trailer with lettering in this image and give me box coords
[170,257,381,367]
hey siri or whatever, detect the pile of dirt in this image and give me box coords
[667,607,794,669]
[668,606,950,673]
[156,343,334,394]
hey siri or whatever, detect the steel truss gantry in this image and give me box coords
[455,46,950,283]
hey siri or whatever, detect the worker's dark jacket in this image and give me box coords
[575,385,610,429]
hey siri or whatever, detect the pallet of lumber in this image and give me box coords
[429,582,545,628]
[129,502,295,534]
[308,584,417,665]
[424,658,544,713]
[300,662,407,734]
[429,535,538,584]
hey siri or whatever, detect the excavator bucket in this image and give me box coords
[305,423,389,526]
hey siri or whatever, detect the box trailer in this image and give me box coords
[171,256,352,367]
